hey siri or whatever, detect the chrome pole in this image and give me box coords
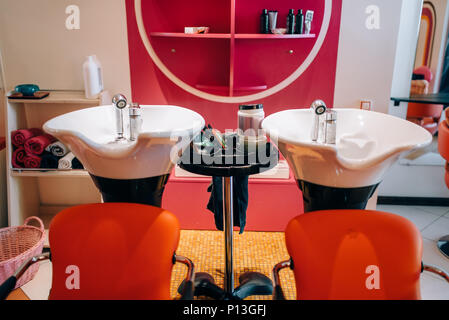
[223,176,234,293]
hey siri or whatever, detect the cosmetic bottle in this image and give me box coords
[260,9,269,34]
[304,10,314,34]
[286,9,295,34]
[268,11,278,33]
[295,9,304,34]
[83,55,103,99]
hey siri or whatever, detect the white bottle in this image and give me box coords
[83,55,104,99]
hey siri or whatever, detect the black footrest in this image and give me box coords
[178,272,228,300]
[233,272,273,299]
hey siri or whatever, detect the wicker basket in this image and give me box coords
[0,217,45,289]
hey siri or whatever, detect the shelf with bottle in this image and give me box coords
[6,90,104,105]
[150,32,232,39]
[149,32,315,40]
[234,33,315,39]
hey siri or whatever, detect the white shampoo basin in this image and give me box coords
[44,105,205,180]
[262,108,432,188]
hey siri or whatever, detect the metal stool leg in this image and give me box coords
[223,176,234,293]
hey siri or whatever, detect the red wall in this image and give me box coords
[125,0,342,231]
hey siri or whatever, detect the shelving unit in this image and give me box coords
[143,0,322,97]
[5,90,105,227]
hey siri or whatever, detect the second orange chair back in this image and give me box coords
[439,112,449,188]
[408,66,443,135]
[285,210,423,300]
[48,203,180,300]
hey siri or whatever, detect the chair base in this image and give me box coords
[178,271,273,300]
[438,235,449,259]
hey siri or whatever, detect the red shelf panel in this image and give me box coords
[235,34,316,39]
[234,85,267,91]
[195,84,267,92]
[149,32,315,40]
[150,32,231,39]
[195,84,229,91]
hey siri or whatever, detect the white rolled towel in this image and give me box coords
[45,141,69,157]
[58,152,75,169]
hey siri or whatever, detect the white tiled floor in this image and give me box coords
[377,204,449,300]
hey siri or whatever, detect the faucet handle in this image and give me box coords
[112,94,127,109]
[310,100,327,115]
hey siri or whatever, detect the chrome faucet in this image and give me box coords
[129,102,142,141]
[310,100,327,142]
[321,110,337,144]
[112,93,128,141]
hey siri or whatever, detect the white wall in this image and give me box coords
[0,0,132,98]
[333,0,404,113]
[380,162,449,198]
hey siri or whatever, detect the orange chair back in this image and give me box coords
[439,120,449,188]
[285,210,422,300]
[408,67,443,135]
[407,103,443,119]
[48,203,180,300]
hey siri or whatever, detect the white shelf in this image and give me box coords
[5,89,103,227]
[7,90,102,104]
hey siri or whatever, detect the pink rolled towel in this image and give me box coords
[11,128,43,147]
[24,134,56,155]
[23,154,42,168]
[12,147,27,168]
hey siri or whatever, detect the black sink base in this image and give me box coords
[297,180,380,213]
[90,174,170,207]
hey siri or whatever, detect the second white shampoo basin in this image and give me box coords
[262,108,432,188]
[43,105,205,179]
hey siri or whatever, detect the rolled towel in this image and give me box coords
[23,154,42,168]
[11,128,43,147]
[72,157,84,169]
[45,141,69,157]
[40,152,60,169]
[12,147,27,168]
[58,152,75,169]
[24,134,56,155]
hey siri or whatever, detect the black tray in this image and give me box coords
[179,141,279,177]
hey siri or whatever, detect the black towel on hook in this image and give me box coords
[207,176,249,234]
